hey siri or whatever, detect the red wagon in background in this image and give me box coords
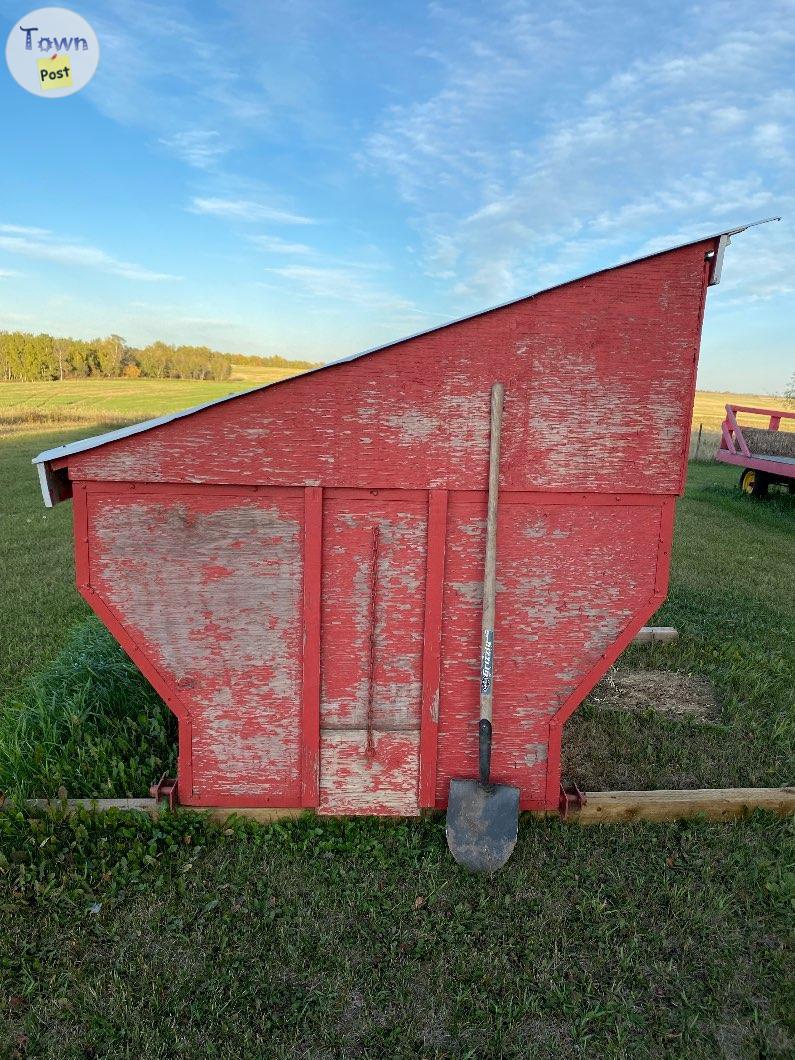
[715,404,795,496]
[32,222,769,818]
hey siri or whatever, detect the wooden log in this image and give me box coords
[631,626,678,645]
[9,787,794,824]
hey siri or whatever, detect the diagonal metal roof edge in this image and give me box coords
[32,216,779,477]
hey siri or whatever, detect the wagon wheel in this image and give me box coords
[740,468,768,497]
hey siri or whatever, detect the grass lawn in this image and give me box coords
[0,396,793,1056]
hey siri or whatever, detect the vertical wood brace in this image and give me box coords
[418,489,448,807]
[654,497,677,597]
[301,486,323,807]
[72,482,90,590]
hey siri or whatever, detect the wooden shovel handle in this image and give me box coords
[480,383,504,726]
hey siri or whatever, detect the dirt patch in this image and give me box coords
[589,669,720,722]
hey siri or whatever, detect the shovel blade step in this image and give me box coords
[446,779,520,873]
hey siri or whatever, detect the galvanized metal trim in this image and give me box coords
[708,234,730,286]
[37,460,54,508]
[31,217,781,491]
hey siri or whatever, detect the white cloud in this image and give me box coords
[189,197,316,226]
[0,230,180,282]
[362,0,794,308]
[0,224,50,237]
[264,263,428,320]
[249,234,314,255]
[158,130,230,169]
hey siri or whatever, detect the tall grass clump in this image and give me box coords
[0,618,175,800]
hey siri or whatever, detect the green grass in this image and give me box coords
[0,620,175,800]
[565,464,795,791]
[1,807,792,1057]
[0,423,96,699]
[0,406,793,1056]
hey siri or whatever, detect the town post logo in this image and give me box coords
[6,7,99,97]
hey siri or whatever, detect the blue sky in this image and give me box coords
[0,0,793,392]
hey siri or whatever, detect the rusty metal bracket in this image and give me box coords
[559,779,586,819]
[150,773,179,809]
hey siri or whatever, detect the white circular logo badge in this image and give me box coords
[6,7,99,97]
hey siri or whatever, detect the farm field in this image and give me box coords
[0,401,793,1056]
[0,367,310,427]
[0,378,791,435]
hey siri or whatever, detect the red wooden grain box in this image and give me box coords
[33,225,752,815]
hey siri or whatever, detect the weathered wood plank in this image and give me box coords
[318,730,421,816]
[632,626,678,645]
[301,486,323,807]
[572,787,795,823]
[418,489,448,807]
[435,500,662,808]
[62,242,712,496]
[14,787,794,823]
[86,489,305,805]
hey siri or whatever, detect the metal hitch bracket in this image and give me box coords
[150,773,179,810]
[559,779,587,819]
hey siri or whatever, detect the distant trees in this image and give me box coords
[228,352,318,370]
[0,331,318,382]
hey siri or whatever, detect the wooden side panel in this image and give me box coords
[319,732,420,816]
[86,488,304,805]
[418,490,448,807]
[435,498,662,809]
[318,491,427,815]
[62,242,714,496]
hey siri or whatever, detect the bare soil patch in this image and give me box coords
[589,668,720,722]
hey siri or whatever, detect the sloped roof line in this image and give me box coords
[31,217,778,476]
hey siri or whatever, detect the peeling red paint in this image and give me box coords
[59,240,714,812]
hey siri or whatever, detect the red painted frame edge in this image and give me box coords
[301,486,323,807]
[418,489,448,807]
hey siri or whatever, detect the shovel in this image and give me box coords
[446,382,520,873]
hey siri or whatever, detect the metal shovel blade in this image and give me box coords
[446,778,520,873]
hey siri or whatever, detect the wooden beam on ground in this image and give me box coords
[10,787,795,824]
[632,626,678,645]
[568,787,795,823]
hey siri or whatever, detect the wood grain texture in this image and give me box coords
[86,488,304,805]
[318,730,420,816]
[320,494,427,732]
[53,242,716,815]
[318,493,427,814]
[17,787,795,823]
[61,242,714,496]
[571,788,795,823]
[301,486,322,807]
[435,498,662,808]
[418,490,448,807]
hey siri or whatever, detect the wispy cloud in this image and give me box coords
[264,263,427,320]
[362,0,794,307]
[189,197,316,225]
[0,224,50,237]
[0,227,180,282]
[249,234,314,255]
[158,130,230,169]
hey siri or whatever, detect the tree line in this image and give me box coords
[0,331,318,382]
